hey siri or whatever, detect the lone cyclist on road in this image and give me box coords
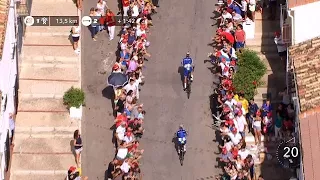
[176,124,188,152]
[181,52,194,90]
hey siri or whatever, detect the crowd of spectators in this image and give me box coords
[93,0,158,179]
[210,0,295,179]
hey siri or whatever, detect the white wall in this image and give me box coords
[0,0,17,179]
[292,1,320,44]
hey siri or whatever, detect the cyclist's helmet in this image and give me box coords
[179,124,184,130]
[186,52,190,57]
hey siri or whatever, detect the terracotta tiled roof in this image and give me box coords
[288,0,320,9]
[0,0,10,60]
[299,108,320,180]
[289,36,320,112]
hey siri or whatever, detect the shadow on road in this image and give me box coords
[171,135,179,156]
[102,86,115,99]
[177,66,184,88]
[102,86,117,117]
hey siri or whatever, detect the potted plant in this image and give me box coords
[63,87,85,119]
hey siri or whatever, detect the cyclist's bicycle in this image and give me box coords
[185,65,195,99]
[177,137,186,166]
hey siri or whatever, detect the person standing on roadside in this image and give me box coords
[106,159,122,180]
[152,0,159,7]
[97,0,108,16]
[73,130,83,167]
[122,0,130,17]
[89,8,98,41]
[106,9,116,41]
[9,113,15,145]
[71,22,81,54]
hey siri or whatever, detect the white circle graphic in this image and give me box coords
[24,16,34,26]
[81,16,92,26]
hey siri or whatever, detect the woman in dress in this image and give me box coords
[73,130,83,167]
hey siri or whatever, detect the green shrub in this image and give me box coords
[63,87,85,108]
[233,49,267,100]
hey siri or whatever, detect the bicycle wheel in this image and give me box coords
[179,146,184,166]
[186,79,191,99]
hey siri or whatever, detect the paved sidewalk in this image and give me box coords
[10,1,81,179]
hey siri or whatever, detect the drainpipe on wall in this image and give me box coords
[287,9,294,45]
[286,9,294,94]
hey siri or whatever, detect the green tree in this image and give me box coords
[233,49,267,100]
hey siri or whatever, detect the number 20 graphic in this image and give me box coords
[283,146,299,158]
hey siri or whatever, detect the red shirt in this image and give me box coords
[106,12,116,26]
[235,30,246,43]
[122,0,130,7]
[128,144,138,152]
[221,32,234,44]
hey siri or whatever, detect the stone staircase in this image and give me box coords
[10,0,80,179]
[246,12,285,107]
[244,11,292,180]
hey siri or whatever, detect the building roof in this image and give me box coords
[289,36,320,112]
[0,0,10,60]
[288,0,320,9]
[299,108,320,180]
[290,37,320,180]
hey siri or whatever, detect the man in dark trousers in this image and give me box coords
[152,0,159,7]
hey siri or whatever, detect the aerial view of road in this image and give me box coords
[81,0,220,179]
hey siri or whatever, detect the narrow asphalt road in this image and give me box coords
[81,0,220,179]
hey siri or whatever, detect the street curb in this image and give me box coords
[25,32,71,37]
[18,93,64,99]
[12,170,67,175]
[21,62,78,68]
[20,55,78,62]
[15,126,76,133]
[13,134,73,139]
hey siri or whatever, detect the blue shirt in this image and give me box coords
[249,103,259,115]
[229,4,242,15]
[182,57,193,66]
[120,51,130,60]
[177,129,187,138]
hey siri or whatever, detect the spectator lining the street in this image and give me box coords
[100,1,159,178]
[209,2,296,178]
[73,130,83,167]
[71,22,81,54]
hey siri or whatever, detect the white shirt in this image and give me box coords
[120,161,130,173]
[233,13,243,21]
[238,149,250,160]
[124,83,138,96]
[222,12,232,21]
[136,28,145,37]
[96,1,107,15]
[120,42,127,51]
[219,62,229,77]
[9,118,15,131]
[225,99,237,109]
[225,141,233,152]
[117,147,128,159]
[253,119,262,127]
[132,5,139,17]
[249,0,256,5]
[236,115,247,132]
[124,135,134,144]
[116,125,126,140]
[228,132,242,145]
[71,26,80,37]
[241,0,247,11]
[274,36,287,53]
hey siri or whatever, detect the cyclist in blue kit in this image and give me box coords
[181,52,194,90]
[176,124,188,152]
